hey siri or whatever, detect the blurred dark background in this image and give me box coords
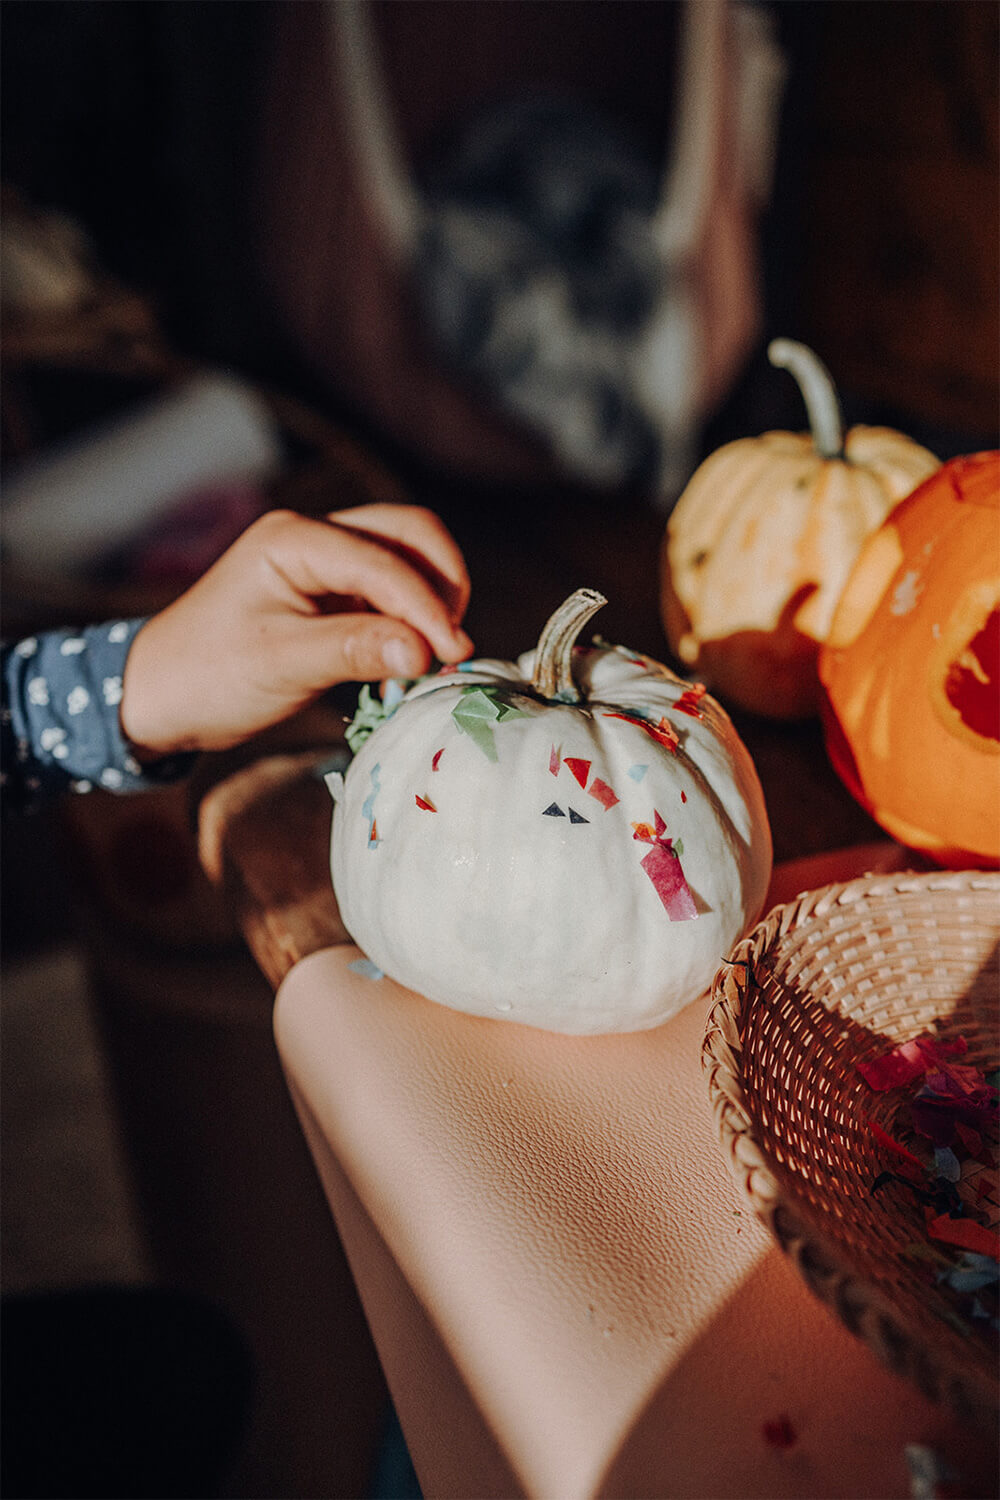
[4,0,996,476]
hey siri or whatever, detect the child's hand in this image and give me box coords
[120,504,473,757]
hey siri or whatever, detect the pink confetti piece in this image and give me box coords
[549,743,561,776]
[415,794,436,812]
[640,839,698,920]
[674,683,707,718]
[588,777,619,809]
[633,810,668,844]
[564,756,591,788]
[431,749,444,771]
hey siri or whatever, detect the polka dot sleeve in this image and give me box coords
[2,620,195,813]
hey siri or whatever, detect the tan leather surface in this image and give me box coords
[273,847,998,1499]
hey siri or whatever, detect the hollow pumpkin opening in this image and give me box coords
[944,607,999,743]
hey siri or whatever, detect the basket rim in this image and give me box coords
[702,867,1000,1427]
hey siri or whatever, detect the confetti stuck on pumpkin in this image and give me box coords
[674,683,708,717]
[415,794,436,812]
[588,777,620,810]
[564,756,591,788]
[542,802,566,818]
[432,749,444,771]
[627,763,649,782]
[549,743,561,776]
[362,763,382,848]
[603,710,679,750]
[568,808,589,824]
[451,684,526,761]
[640,840,698,921]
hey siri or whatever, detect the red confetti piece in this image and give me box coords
[588,777,619,809]
[681,789,687,802]
[955,1122,984,1159]
[869,1119,925,1170]
[431,749,444,772]
[858,1034,972,1093]
[564,756,591,788]
[858,1040,931,1091]
[674,683,707,717]
[368,819,379,844]
[549,744,561,777]
[653,809,667,837]
[640,840,698,920]
[762,1416,797,1449]
[415,795,436,812]
[926,1213,1000,1258]
[603,711,679,751]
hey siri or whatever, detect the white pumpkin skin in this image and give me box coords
[331,640,772,1034]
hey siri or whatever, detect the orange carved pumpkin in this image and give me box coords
[819,451,1000,868]
[661,340,939,719]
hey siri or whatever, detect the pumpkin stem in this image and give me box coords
[768,338,844,460]
[532,588,608,701]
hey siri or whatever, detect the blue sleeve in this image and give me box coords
[2,619,195,814]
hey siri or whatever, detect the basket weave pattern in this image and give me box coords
[703,870,999,1427]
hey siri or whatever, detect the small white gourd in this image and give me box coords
[329,589,772,1034]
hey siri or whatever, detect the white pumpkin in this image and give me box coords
[329,590,772,1034]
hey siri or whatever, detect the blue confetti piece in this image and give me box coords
[934,1146,961,1183]
[362,763,382,847]
[627,763,649,782]
[349,958,385,981]
[542,802,566,817]
[568,808,589,824]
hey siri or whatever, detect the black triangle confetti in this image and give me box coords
[568,808,590,824]
[542,802,566,817]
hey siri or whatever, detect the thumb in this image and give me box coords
[295,612,435,692]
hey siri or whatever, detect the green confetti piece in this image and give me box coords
[346,682,410,753]
[451,685,526,761]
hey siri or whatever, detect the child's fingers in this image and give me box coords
[289,612,435,691]
[259,512,473,663]
[324,503,471,621]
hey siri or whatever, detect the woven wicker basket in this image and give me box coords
[703,870,999,1429]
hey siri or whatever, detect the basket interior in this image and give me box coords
[735,878,998,1383]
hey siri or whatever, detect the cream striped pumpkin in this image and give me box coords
[661,340,939,719]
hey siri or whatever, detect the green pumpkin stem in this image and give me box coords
[532,588,607,702]
[768,338,845,460]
